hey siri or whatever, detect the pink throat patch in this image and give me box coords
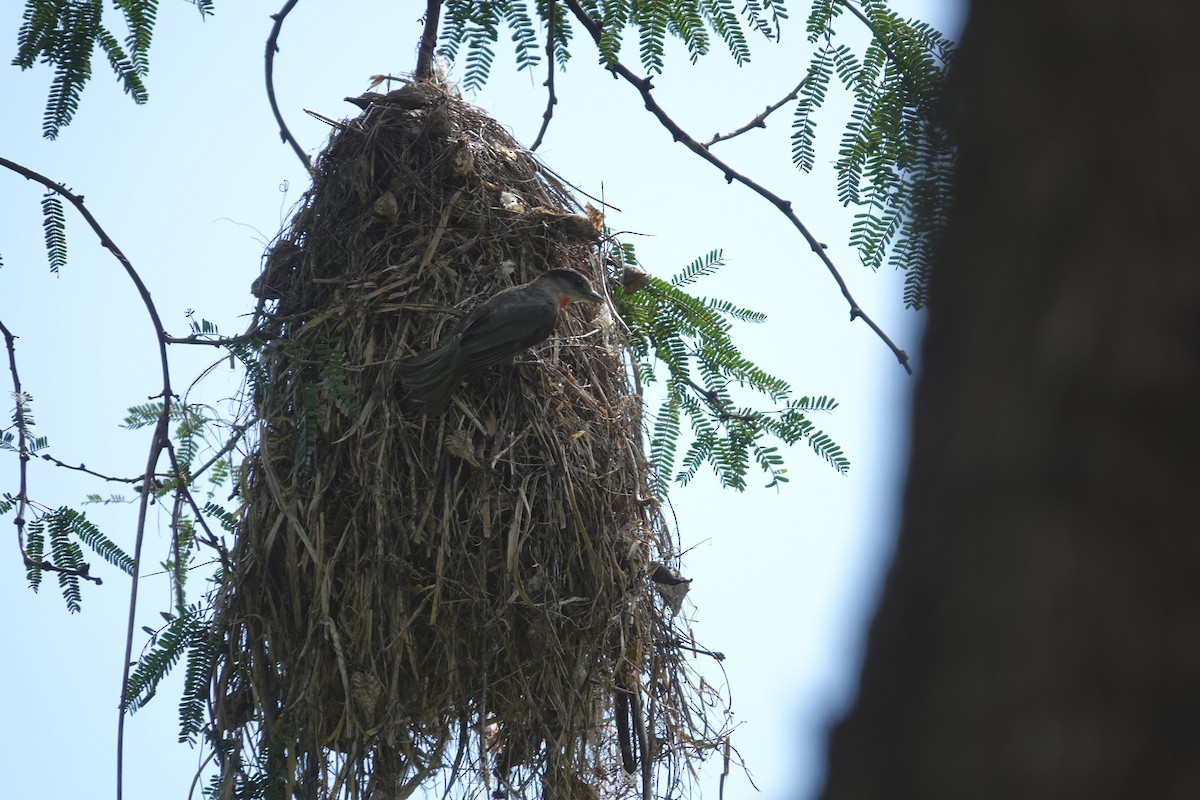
[558,295,571,309]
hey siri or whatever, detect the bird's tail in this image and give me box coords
[397,343,463,416]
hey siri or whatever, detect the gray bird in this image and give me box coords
[398,269,604,414]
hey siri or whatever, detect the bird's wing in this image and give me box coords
[455,288,560,372]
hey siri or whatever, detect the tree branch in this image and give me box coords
[838,0,901,66]
[703,74,809,148]
[161,329,264,347]
[1,319,32,555]
[559,0,912,374]
[0,155,209,800]
[415,0,443,81]
[39,453,143,484]
[265,0,312,172]
[0,321,101,584]
[530,0,559,152]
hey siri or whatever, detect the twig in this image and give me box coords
[529,0,558,152]
[415,0,443,81]
[838,0,901,67]
[303,107,350,131]
[39,454,143,484]
[161,329,264,347]
[170,486,186,612]
[534,160,623,212]
[265,0,312,172]
[559,0,912,374]
[686,378,757,424]
[189,422,250,486]
[670,637,726,661]
[164,434,231,566]
[1,320,103,585]
[703,74,809,148]
[0,321,30,552]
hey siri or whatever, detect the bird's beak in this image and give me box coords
[582,288,604,303]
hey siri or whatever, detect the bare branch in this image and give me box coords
[0,321,100,583]
[703,74,809,148]
[161,329,263,347]
[530,0,559,152]
[39,453,142,484]
[559,1,913,374]
[1,320,31,549]
[266,0,312,172]
[415,0,443,81]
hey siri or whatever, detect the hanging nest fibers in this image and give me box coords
[213,78,729,800]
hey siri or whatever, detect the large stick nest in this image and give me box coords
[213,79,723,800]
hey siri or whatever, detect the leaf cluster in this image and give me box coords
[439,0,788,90]
[792,0,955,308]
[123,602,215,745]
[11,0,180,139]
[24,506,134,611]
[40,192,67,272]
[617,245,848,495]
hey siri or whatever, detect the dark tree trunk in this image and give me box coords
[820,2,1200,798]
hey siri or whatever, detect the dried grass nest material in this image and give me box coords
[214,79,727,800]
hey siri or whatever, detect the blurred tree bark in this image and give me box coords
[819,1,1200,798]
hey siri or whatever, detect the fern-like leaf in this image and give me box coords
[619,248,848,495]
[47,506,135,574]
[178,623,216,743]
[25,515,46,590]
[40,192,67,273]
[799,0,955,308]
[124,607,203,714]
[47,510,86,612]
[15,0,163,138]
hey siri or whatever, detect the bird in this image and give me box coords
[398,269,604,415]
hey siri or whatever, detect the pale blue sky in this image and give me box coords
[0,2,961,797]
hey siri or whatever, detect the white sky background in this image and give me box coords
[0,1,962,798]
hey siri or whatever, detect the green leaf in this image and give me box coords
[40,193,67,273]
[619,249,849,496]
[124,606,204,714]
[15,0,161,138]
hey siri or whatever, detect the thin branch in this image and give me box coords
[163,434,232,566]
[838,0,901,66]
[703,74,809,148]
[189,422,250,486]
[2,319,33,559]
[266,0,312,172]
[670,637,726,661]
[161,329,264,347]
[0,321,101,584]
[559,0,912,374]
[529,0,558,152]
[170,485,186,613]
[415,0,443,81]
[39,453,142,484]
